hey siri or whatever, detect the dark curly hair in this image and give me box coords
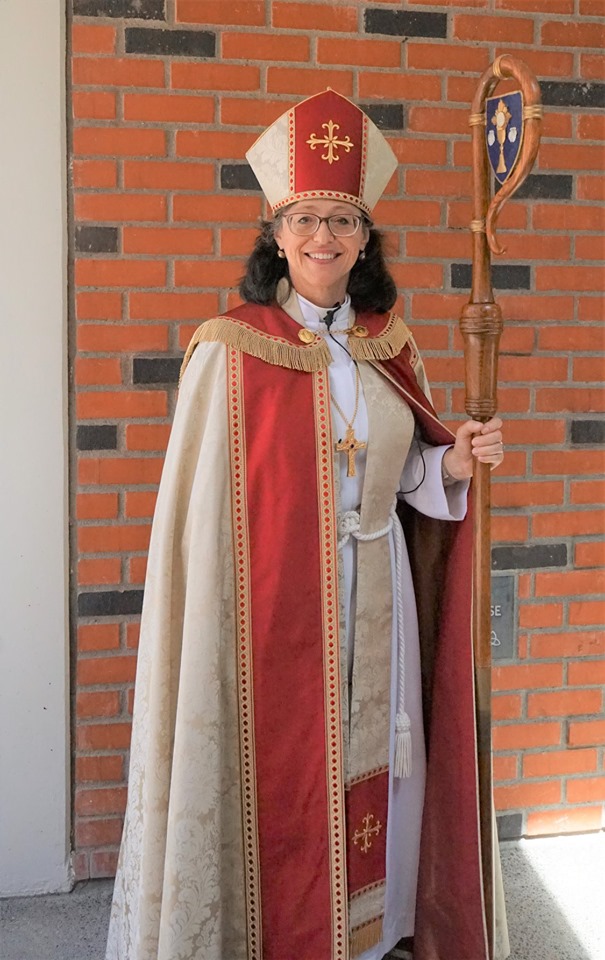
[238,216,397,314]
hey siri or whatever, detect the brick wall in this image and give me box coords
[69,0,605,880]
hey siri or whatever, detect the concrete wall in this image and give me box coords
[0,0,71,895]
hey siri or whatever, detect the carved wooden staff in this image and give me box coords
[460,55,542,959]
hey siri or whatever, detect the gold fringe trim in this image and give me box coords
[349,313,411,363]
[350,916,384,958]
[179,316,332,383]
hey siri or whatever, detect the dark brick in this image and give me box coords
[497,814,523,841]
[75,226,119,254]
[220,164,261,191]
[73,0,165,19]
[78,590,144,617]
[361,102,405,131]
[571,420,605,445]
[76,424,118,451]
[133,357,181,384]
[492,543,567,571]
[364,8,447,38]
[451,263,531,290]
[540,81,605,110]
[125,27,215,58]
[503,174,573,201]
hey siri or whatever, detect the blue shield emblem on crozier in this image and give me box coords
[486,91,523,184]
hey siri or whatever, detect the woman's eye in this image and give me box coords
[333,217,353,226]
[295,215,313,225]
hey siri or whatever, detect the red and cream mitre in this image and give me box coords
[246,89,398,217]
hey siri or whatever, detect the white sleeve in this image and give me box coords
[399,441,469,521]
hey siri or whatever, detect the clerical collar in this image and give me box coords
[296,293,351,333]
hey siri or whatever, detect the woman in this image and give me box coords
[106,90,508,960]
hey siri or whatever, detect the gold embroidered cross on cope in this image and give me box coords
[307,120,354,164]
[353,812,383,854]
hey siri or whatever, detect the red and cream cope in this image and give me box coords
[246,89,398,216]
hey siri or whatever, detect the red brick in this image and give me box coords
[173,194,261,223]
[74,127,166,159]
[528,689,603,719]
[541,143,605,173]
[448,199,527,230]
[126,93,214,125]
[125,490,159,518]
[75,787,127,817]
[407,106,468,136]
[501,356,569,382]
[527,806,604,836]
[78,521,152,554]
[533,510,605,539]
[76,493,119,521]
[75,817,124,848]
[359,73,441,102]
[90,851,119,878]
[405,232,470,260]
[78,623,120,653]
[574,357,605,381]
[370,199,441,228]
[176,129,256,160]
[72,23,116,54]
[390,139,448,166]
[220,98,290,128]
[576,236,605,262]
[123,160,214,191]
[423,356,465,383]
[532,629,604,659]
[385,263,443,292]
[73,159,117,189]
[129,291,219,320]
[412,292,469,321]
[536,568,605,598]
[174,260,243,289]
[406,41,489,72]
[273,2,357,31]
[581,54,605,80]
[76,193,167,223]
[73,57,165,88]
[266,67,354,97]
[501,420,565,444]
[575,542,605,568]
[78,558,122,586]
[570,481,605,506]
[568,719,605,748]
[494,722,562,751]
[77,655,137,687]
[221,227,260,256]
[496,0,573,13]
[493,756,518,782]
[533,204,602,231]
[539,326,604,352]
[518,602,563,629]
[79,458,163,487]
[580,0,605,13]
[492,694,523,721]
[578,114,605,141]
[123,227,213,256]
[523,748,598,779]
[171,62,260,92]
[534,450,604,475]
[76,292,122,321]
[126,425,171,452]
[542,19,605,48]
[454,14,534,43]
[76,259,166,288]
[493,663,563,692]
[317,37,401,68]
[77,723,132,751]
[78,324,168,352]
[77,691,121,719]
[177,0,265,24]
[567,777,605,804]
[405,325,449,352]
[129,557,148,585]
[568,660,605,687]
[494,781,561,811]
[223,31,309,61]
[493,481,563,509]
[493,46,574,79]
[537,266,604,294]
[577,175,605,202]
[578,298,605,322]
[126,623,140,650]
[73,91,116,120]
[497,294,574,323]
[77,390,167,420]
[491,513,528,542]
[75,358,122,387]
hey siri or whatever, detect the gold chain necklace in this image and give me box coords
[331,366,366,478]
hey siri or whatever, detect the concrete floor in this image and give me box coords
[1,834,603,960]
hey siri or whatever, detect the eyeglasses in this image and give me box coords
[284,213,368,238]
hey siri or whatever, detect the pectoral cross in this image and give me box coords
[335,425,366,478]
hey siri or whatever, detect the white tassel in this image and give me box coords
[394,711,412,779]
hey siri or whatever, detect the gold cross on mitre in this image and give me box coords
[353,812,382,854]
[307,119,354,164]
[335,425,366,478]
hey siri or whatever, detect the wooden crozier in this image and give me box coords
[460,55,542,959]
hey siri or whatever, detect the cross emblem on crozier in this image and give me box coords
[353,812,382,855]
[307,119,354,165]
[335,426,366,478]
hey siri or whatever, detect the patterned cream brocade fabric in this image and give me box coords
[106,342,248,960]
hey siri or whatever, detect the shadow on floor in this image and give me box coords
[1,835,603,960]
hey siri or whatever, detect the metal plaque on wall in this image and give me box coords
[491,575,515,660]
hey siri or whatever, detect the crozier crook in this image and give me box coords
[460,55,543,960]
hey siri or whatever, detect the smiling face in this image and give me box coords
[274,199,368,308]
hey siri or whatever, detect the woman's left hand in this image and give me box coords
[443,417,504,481]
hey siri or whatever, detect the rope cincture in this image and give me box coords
[337,501,412,780]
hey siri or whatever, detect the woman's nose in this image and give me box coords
[313,219,334,241]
